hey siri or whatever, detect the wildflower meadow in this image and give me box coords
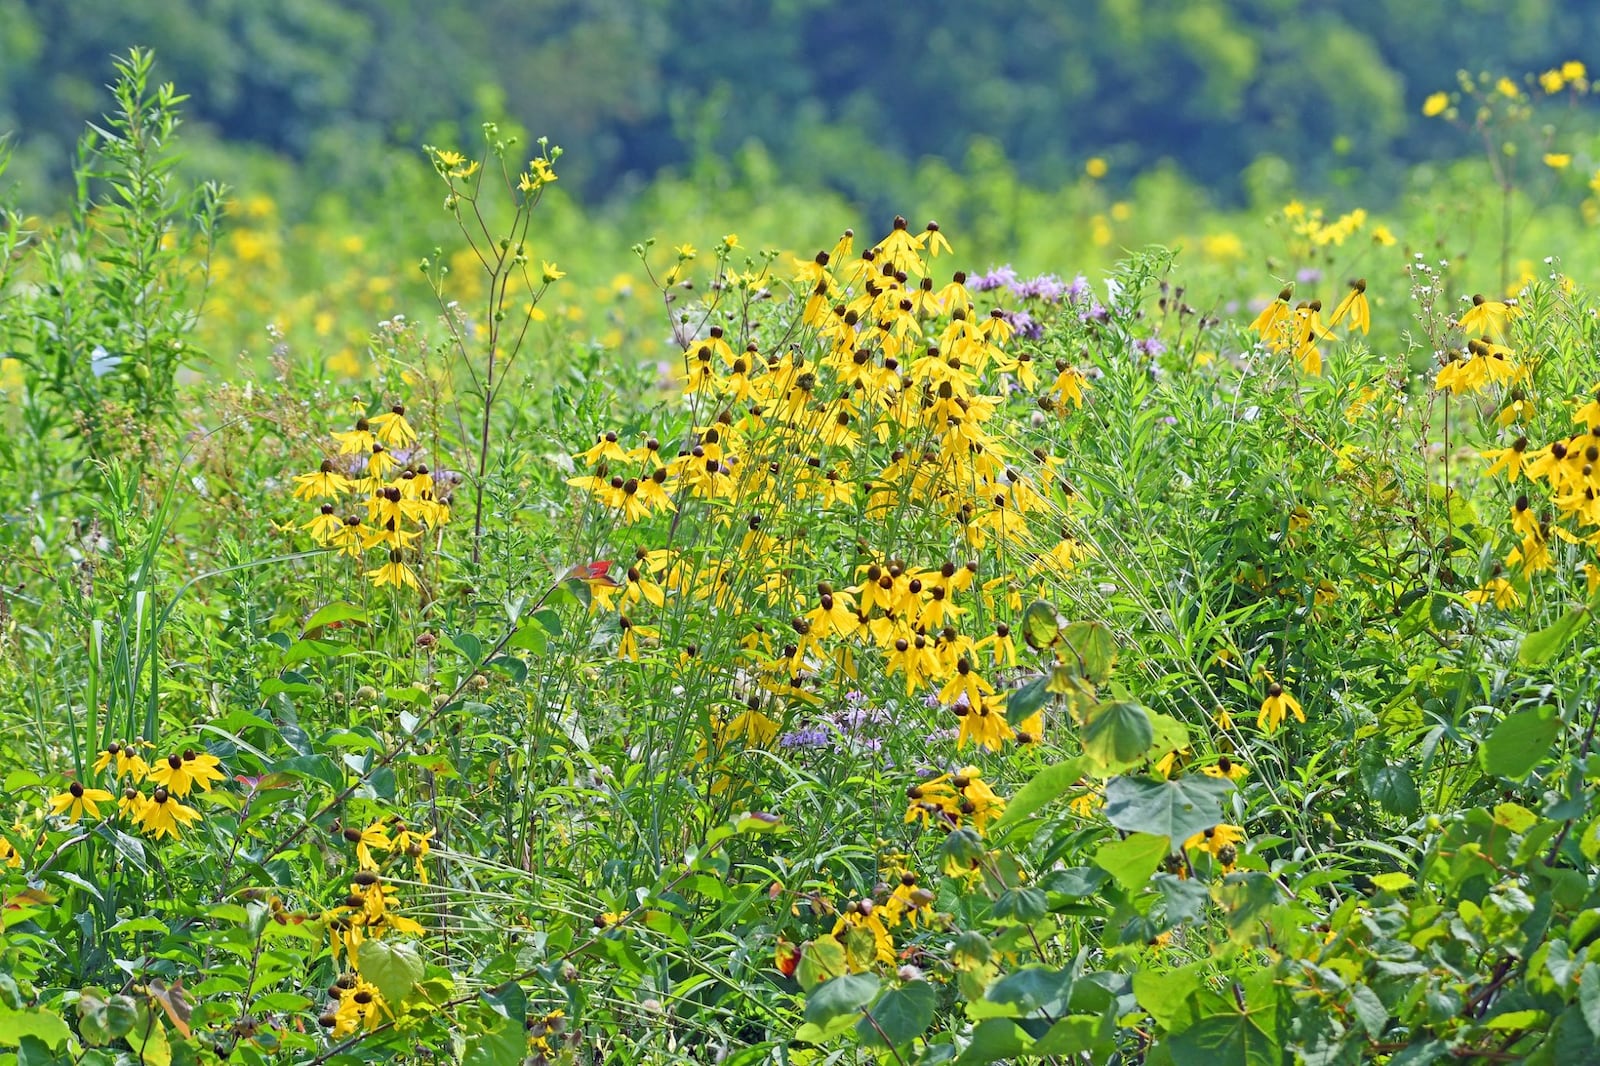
[7,43,1600,1066]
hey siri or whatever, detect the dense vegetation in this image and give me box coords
[4,0,1600,208]
[3,35,1600,1066]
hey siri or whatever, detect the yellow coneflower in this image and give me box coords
[49,781,116,823]
[292,460,352,501]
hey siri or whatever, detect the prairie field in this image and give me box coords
[4,17,1600,1066]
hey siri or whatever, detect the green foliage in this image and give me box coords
[5,44,1600,1066]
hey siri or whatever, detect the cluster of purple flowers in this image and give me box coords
[778,690,892,755]
[969,266,1091,307]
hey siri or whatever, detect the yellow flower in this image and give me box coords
[1562,61,1587,82]
[541,261,565,283]
[1202,754,1248,781]
[368,405,418,448]
[292,461,352,501]
[1544,153,1572,170]
[1422,92,1450,117]
[1257,683,1305,734]
[368,550,420,590]
[149,750,225,798]
[1183,823,1246,870]
[1496,77,1520,99]
[1327,278,1370,335]
[49,782,116,823]
[1465,578,1521,609]
[1085,156,1108,179]
[1371,224,1396,246]
[344,821,393,870]
[139,788,202,840]
[1540,69,1566,94]
[93,742,148,782]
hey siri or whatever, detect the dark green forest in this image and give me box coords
[4,0,1598,211]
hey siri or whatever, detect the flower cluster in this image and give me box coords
[1247,276,1370,375]
[46,742,225,841]
[295,402,451,589]
[1478,380,1600,593]
[567,220,1092,775]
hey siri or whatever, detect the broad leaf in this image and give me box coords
[1103,775,1234,842]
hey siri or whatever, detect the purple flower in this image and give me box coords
[1296,267,1323,284]
[1065,274,1091,304]
[1081,301,1110,325]
[969,265,1019,292]
[779,727,834,749]
[1133,337,1166,358]
[1000,309,1042,340]
[1011,273,1068,302]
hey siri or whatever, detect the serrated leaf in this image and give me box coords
[1093,832,1169,892]
[1082,700,1154,771]
[356,938,424,1005]
[797,934,847,991]
[857,982,935,1048]
[1103,775,1234,842]
[1059,620,1116,683]
[804,973,878,1029]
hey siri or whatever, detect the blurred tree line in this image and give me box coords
[1,0,1595,210]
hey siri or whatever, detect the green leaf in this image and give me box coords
[1060,620,1117,683]
[463,1019,526,1066]
[955,1018,1033,1064]
[1082,700,1155,772]
[279,637,349,665]
[1021,600,1061,651]
[1093,832,1169,892]
[993,757,1086,832]
[357,938,425,1005]
[129,1004,171,1066]
[1212,872,1285,938]
[804,973,879,1030]
[508,620,548,655]
[76,989,137,1046]
[986,966,1073,1016]
[1363,763,1421,817]
[0,1007,72,1050]
[1519,606,1590,666]
[449,631,483,664]
[1347,984,1388,1038]
[797,934,847,991]
[1005,675,1051,726]
[1481,707,1560,779]
[1579,963,1600,1039]
[1167,1013,1280,1066]
[272,754,344,792]
[302,601,370,634]
[1031,1013,1114,1058]
[1134,966,1201,1028]
[857,981,935,1048]
[1103,775,1234,842]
